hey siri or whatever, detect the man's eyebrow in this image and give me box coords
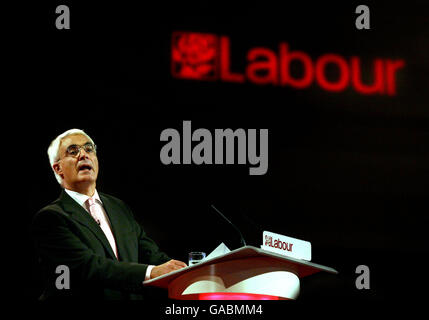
[66,142,91,148]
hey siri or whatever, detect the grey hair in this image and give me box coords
[47,129,95,185]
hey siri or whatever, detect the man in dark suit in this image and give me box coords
[32,129,187,300]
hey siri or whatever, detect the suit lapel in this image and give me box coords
[60,190,117,260]
[99,193,128,261]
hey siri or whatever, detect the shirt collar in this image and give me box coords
[64,188,102,208]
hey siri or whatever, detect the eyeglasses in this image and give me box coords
[64,142,97,157]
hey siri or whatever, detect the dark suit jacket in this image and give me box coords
[32,190,171,300]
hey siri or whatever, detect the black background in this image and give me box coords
[13,0,429,314]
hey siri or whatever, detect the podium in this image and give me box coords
[144,246,338,300]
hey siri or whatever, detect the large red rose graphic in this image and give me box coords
[172,32,218,80]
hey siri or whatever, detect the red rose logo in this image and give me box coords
[265,235,272,246]
[171,32,218,80]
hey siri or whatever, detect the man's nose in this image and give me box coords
[77,148,90,160]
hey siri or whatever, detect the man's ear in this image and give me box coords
[53,162,63,179]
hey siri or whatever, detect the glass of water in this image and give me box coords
[188,252,206,266]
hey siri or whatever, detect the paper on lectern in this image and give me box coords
[205,242,231,260]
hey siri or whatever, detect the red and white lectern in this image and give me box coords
[144,246,338,300]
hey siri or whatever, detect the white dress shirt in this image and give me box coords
[64,188,154,280]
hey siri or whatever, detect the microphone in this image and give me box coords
[211,204,247,247]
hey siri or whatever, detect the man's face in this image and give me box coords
[53,134,99,191]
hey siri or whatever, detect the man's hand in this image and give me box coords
[150,259,187,279]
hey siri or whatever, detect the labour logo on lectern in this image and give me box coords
[261,231,312,261]
[171,32,219,80]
